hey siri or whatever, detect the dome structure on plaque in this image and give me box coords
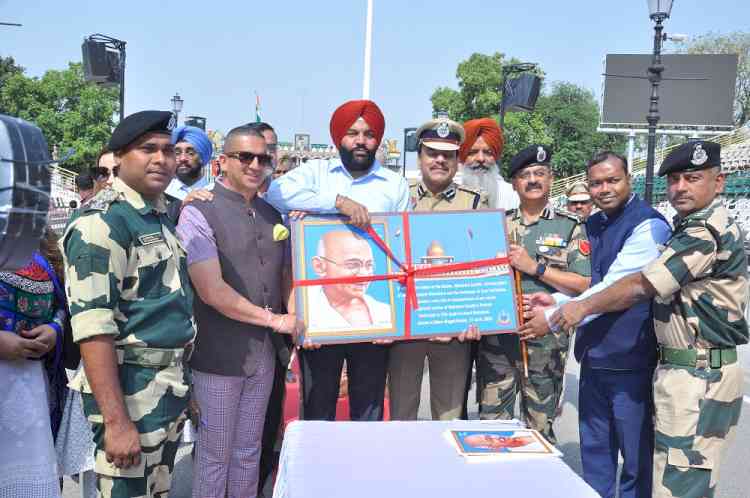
[420,240,454,265]
[427,241,446,257]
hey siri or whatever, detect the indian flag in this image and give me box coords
[255,91,262,123]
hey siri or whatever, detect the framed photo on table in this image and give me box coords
[449,429,559,457]
[291,210,519,345]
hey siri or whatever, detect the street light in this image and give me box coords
[171,93,184,124]
[643,0,674,204]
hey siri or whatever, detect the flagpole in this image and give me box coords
[362,0,373,99]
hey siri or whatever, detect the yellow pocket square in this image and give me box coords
[273,224,290,242]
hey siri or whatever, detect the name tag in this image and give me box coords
[138,233,164,246]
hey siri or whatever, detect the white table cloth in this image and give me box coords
[273,420,598,498]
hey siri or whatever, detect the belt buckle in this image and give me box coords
[695,348,709,370]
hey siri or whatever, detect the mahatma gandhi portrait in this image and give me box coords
[307,230,393,331]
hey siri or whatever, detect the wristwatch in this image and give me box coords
[535,262,547,277]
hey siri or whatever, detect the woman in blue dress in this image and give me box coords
[0,230,66,498]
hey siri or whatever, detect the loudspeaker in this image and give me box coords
[82,40,110,83]
[404,129,418,152]
[82,40,120,86]
[502,74,542,113]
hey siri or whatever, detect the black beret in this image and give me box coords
[509,144,552,177]
[108,110,176,151]
[658,141,721,177]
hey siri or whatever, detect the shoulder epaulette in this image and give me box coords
[456,185,481,196]
[555,208,582,223]
[506,208,518,217]
[82,188,121,213]
[408,180,419,189]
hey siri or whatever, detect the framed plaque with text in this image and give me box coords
[292,210,519,345]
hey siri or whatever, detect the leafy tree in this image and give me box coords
[430,52,623,178]
[674,31,750,126]
[536,83,625,177]
[0,56,23,86]
[0,61,117,172]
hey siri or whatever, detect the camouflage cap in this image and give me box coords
[658,140,721,177]
[108,110,177,152]
[416,117,465,151]
[566,182,590,202]
[509,144,552,177]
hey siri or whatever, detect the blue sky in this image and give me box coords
[2,0,749,150]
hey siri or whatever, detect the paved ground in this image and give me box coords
[63,346,750,498]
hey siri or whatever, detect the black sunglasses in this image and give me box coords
[90,166,118,181]
[225,151,273,167]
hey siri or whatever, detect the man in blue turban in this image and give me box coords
[166,125,213,202]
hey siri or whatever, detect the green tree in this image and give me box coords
[0,55,24,86]
[536,83,625,177]
[431,52,623,178]
[674,31,750,126]
[0,61,117,172]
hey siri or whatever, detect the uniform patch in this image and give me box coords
[138,233,164,246]
[579,240,591,256]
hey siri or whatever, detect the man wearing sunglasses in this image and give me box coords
[177,125,300,498]
[265,99,409,424]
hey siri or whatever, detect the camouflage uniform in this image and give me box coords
[478,204,590,443]
[642,198,748,498]
[388,181,488,420]
[61,177,196,498]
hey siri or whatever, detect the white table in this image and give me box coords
[273,420,598,498]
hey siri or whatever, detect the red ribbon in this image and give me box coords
[294,212,510,338]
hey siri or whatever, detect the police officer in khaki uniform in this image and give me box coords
[548,141,748,498]
[61,111,196,498]
[478,144,591,444]
[387,117,487,420]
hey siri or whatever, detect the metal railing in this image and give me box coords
[551,126,750,200]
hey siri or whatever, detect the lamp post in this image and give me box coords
[644,0,674,205]
[170,92,184,124]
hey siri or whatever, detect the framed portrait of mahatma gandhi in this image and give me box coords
[292,210,519,345]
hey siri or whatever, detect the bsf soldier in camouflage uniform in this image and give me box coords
[61,111,196,498]
[388,117,486,421]
[549,141,748,498]
[478,144,591,443]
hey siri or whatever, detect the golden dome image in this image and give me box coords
[427,240,446,257]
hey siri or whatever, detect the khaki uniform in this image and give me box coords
[388,181,488,420]
[61,178,196,498]
[641,198,748,498]
[478,204,590,444]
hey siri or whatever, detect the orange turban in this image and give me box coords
[329,100,385,148]
[459,118,504,164]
